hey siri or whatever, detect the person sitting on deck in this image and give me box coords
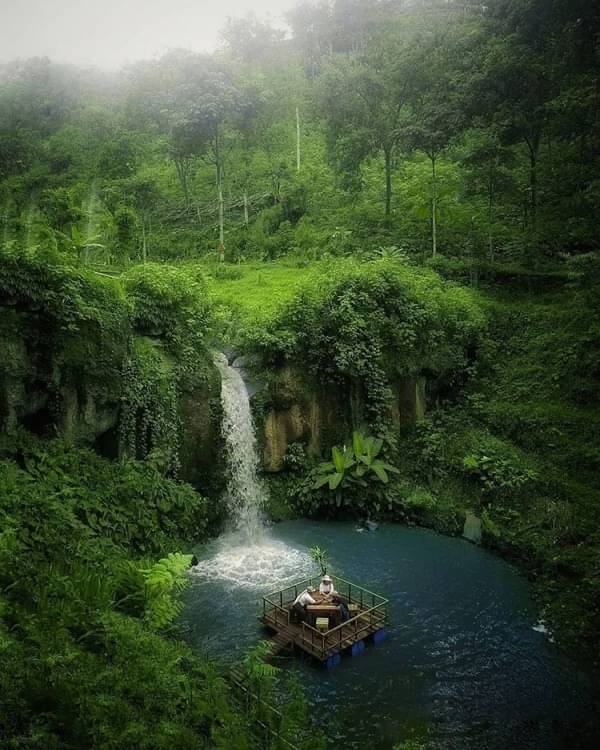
[332,594,350,622]
[319,574,335,599]
[291,586,316,623]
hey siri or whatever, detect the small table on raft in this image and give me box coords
[306,594,341,629]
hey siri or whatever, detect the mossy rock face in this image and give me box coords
[257,367,349,472]
[0,291,224,489]
[178,358,224,493]
[0,307,121,443]
[268,366,307,410]
[391,377,426,428]
[257,366,427,472]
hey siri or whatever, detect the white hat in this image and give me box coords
[322,574,332,582]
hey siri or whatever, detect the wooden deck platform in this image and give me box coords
[261,575,388,665]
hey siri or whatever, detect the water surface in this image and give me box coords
[182,521,598,749]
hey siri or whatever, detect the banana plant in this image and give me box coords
[313,444,356,507]
[352,430,399,483]
[310,545,328,576]
[313,431,399,508]
[313,444,356,491]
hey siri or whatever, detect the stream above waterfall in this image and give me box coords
[183,521,598,750]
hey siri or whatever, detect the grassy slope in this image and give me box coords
[203,260,320,324]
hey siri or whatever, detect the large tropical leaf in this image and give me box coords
[313,474,332,489]
[352,430,364,459]
[365,437,383,461]
[371,463,389,483]
[329,472,344,490]
[332,446,345,472]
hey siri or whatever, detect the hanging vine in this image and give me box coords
[119,341,181,477]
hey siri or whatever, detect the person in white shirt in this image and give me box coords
[291,586,316,623]
[319,574,335,598]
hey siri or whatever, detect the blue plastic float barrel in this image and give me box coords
[372,628,387,644]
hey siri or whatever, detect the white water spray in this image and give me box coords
[190,354,312,588]
[215,352,266,539]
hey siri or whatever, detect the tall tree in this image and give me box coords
[406,31,462,255]
[158,52,247,256]
[317,30,423,219]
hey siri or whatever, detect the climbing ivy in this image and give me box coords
[119,339,181,476]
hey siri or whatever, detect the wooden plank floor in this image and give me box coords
[263,606,386,662]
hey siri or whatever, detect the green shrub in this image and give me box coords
[123,263,212,348]
[282,441,309,473]
[0,436,249,749]
[462,433,538,497]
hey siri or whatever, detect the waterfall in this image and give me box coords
[215,353,265,539]
[189,355,312,589]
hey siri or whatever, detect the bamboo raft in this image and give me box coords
[262,574,388,667]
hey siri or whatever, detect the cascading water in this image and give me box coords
[215,352,265,539]
[189,354,312,588]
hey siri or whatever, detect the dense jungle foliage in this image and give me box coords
[1,0,599,748]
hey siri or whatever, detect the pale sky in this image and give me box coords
[0,0,299,70]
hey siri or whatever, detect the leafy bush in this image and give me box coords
[314,431,399,496]
[462,433,538,497]
[282,441,309,473]
[0,437,251,749]
[119,338,181,474]
[123,263,212,349]
[293,431,399,516]
[0,245,130,389]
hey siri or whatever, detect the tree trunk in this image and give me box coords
[296,107,301,172]
[530,150,537,232]
[218,176,224,260]
[215,127,225,260]
[525,131,541,233]
[384,146,392,220]
[431,154,437,257]
[243,189,249,227]
[488,164,495,261]
[174,157,191,207]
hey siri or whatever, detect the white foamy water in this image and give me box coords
[190,532,313,589]
[192,355,313,589]
[214,353,265,540]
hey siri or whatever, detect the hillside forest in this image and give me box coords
[1,1,599,749]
